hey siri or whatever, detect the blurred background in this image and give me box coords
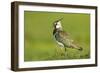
[24,11,90,61]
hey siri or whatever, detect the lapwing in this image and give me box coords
[53,18,83,56]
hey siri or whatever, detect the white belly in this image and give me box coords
[56,41,64,48]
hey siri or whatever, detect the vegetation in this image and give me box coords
[24,11,90,61]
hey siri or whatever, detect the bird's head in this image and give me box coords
[53,18,63,30]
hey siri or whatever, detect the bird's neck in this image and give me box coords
[53,28,63,35]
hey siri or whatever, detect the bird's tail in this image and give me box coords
[70,44,83,51]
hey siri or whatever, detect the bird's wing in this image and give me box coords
[55,31,72,47]
[58,31,81,49]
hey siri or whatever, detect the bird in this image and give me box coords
[53,18,83,56]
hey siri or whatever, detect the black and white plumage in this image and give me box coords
[53,18,83,53]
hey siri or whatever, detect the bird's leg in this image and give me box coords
[64,47,66,55]
[64,47,66,52]
[78,50,83,58]
[64,47,69,57]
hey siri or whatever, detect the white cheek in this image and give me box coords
[56,25,60,28]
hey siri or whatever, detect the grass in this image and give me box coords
[24,11,90,61]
